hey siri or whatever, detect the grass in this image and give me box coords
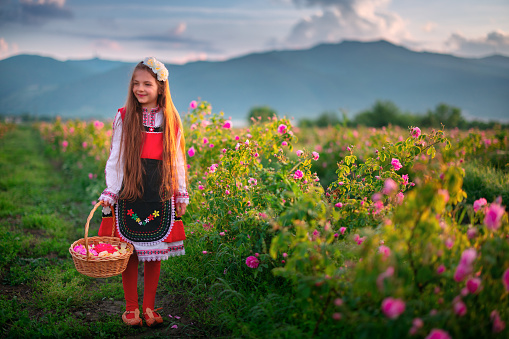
[0,126,147,338]
[462,158,509,204]
[2,125,506,338]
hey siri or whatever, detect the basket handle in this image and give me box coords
[84,201,116,260]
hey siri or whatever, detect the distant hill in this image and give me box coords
[1,40,508,121]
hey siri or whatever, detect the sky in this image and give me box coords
[1,0,509,63]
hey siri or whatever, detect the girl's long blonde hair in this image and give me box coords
[120,62,187,201]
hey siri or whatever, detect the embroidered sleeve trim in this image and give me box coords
[100,190,118,204]
[174,191,189,204]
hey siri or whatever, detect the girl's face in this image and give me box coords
[132,69,160,109]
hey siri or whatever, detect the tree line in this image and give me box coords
[248,101,509,130]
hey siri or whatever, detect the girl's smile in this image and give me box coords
[132,69,160,109]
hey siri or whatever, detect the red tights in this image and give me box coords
[122,252,161,316]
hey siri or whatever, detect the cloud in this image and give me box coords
[446,30,509,57]
[172,22,187,36]
[282,0,408,47]
[96,17,119,30]
[169,52,208,65]
[54,22,220,54]
[0,0,72,25]
[91,39,122,52]
[422,22,437,33]
[131,23,219,52]
[0,37,19,57]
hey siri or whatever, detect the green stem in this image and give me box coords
[407,210,424,293]
[312,289,333,339]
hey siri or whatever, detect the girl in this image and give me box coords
[98,57,189,327]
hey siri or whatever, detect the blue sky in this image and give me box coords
[1,0,509,63]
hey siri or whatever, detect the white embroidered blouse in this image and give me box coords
[98,107,189,206]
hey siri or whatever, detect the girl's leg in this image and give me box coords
[122,251,139,317]
[142,260,161,312]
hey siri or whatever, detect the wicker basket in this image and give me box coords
[69,202,134,278]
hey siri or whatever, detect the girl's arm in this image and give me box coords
[174,130,189,217]
[99,111,124,206]
[174,134,189,205]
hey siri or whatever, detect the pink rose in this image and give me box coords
[413,318,423,328]
[466,277,481,294]
[277,124,287,134]
[484,203,505,231]
[411,127,421,138]
[374,200,384,213]
[445,238,454,249]
[396,192,404,204]
[381,297,405,319]
[438,189,449,203]
[454,264,472,282]
[377,266,394,291]
[453,299,467,316]
[466,227,477,239]
[335,202,343,208]
[402,174,409,185]
[425,329,451,339]
[222,121,232,129]
[473,198,487,212]
[296,150,303,156]
[378,245,391,259]
[460,248,477,267]
[293,170,303,180]
[189,100,198,109]
[62,140,68,147]
[354,234,365,245]
[203,137,209,144]
[491,310,506,333]
[245,255,259,268]
[282,141,288,146]
[312,151,319,161]
[383,178,398,195]
[502,268,509,291]
[436,264,446,275]
[339,227,346,235]
[391,158,403,171]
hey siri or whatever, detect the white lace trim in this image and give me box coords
[175,196,189,204]
[138,249,185,262]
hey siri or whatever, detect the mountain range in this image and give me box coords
[1,40,508,122]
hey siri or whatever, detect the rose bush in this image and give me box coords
[37,100,508,337]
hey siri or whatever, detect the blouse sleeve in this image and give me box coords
[98,111,124,205]
[174,131,189,205]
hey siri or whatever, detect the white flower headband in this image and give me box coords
[142,56,169,82]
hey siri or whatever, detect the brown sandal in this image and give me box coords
[143,307,163,327]
[122,308,143,327]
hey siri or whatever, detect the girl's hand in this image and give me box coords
[100,200,111,208]
[175,202,187,217]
